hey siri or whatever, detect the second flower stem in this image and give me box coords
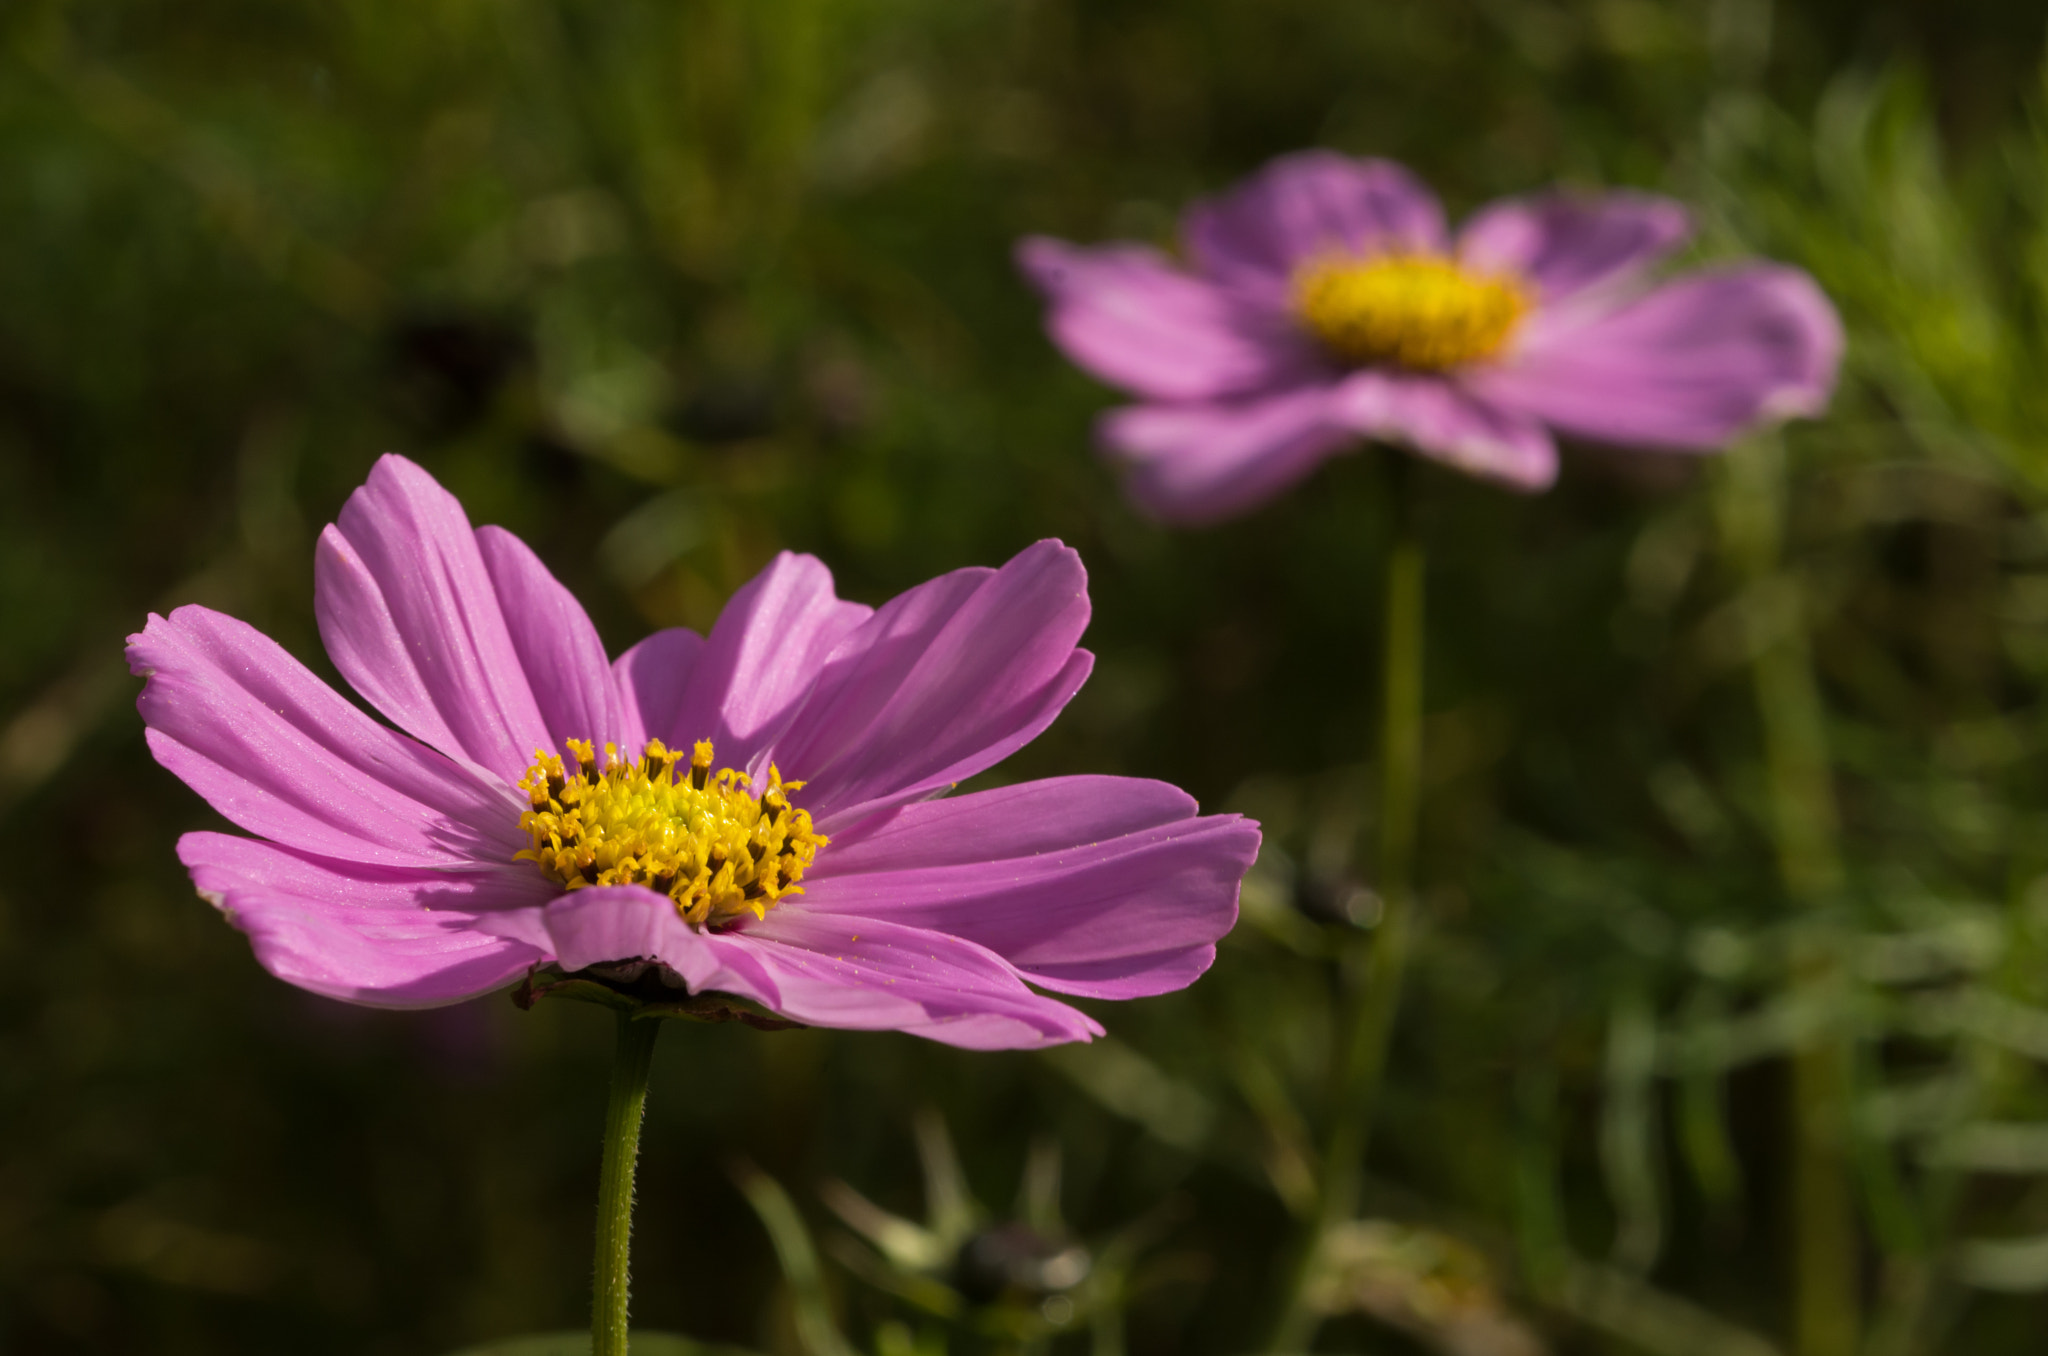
[1717,436,1859,1356]
[594,1010,662,1356]
[1272,464,1426,1351]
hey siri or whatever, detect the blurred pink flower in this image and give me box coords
[1019,151,1841,522]
[129,455,1257,1049]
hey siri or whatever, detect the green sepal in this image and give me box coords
[512,967,803,1031]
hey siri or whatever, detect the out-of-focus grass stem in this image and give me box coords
[736,1162,858,1356]
[1716,435,1859,1356]
[1270,456,1425,1351]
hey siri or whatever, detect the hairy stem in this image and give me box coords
[594,1011,662,1356]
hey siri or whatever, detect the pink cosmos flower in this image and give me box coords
[1018,151,1842,522]
[129,455,1257,1050]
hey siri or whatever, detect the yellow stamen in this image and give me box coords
[515,738,826,930]
[1292,254,1531,371]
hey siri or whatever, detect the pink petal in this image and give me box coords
[1331,371,1558,489]
[767,541,1093,830]
[1457,192,1691,301]
[476,525,630,755]
[1468,264,1842,450]
[179,831,551,1007]
[884,1010,1102,1050]
[316,455,554,783]
[657,553,873,770]
[1016,237,1321,401]
[130,607,526,868]
[805,776,1258,998]
[611,627,708,756]
[1184,151,1447,299]
[540,885,778,996]
[538,890,1100,1048]
[727,913,1105,1049]
[1098,384,1355,524]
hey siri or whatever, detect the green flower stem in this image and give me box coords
[1270,462,1426,1351]
[593,1010,662,1356]
[1717,436,1858,1356]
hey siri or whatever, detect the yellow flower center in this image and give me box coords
[515,738,826,930]
[1292,254,1532,371]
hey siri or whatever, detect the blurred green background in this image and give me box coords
[9,1,2048,1353]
